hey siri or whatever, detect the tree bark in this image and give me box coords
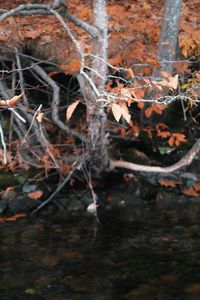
[85,0,109,175]
[141,0,182,125]
[155,0,182,76]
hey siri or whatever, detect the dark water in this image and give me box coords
[1,202,200,300]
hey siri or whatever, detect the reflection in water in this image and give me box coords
[1,203,200,300]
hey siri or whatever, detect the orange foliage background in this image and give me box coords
[0,0,199,74]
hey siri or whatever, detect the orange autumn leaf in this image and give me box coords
[175,140,181,146]
[168,136,175,146]
[6,213,27,221]
[193,181,200,192]
[61,163,72,173]
[153,103,166,114]
[137,101,145,109]
[143,1,151,9]
[0,213,27,223]
[119,128,126,137]
[48,71,60,77]
[169,133,187,146]
[145,103,166,118]
[108,53,122,67]
[159,179,181,187]
[145,106,154,118]
[172,133,187,142]
[157,131,171,139]
[132,88,145,99]
[182,188,198,197]
[67,59,81,74]
[14,213,27,219]
[28,190,43,200]
[60,60,81,74]
[0,92,24,107]
[5,216,17,221]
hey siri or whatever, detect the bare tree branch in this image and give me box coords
[65,12,98,38]
[50,9,85,68]
[0,4,50,21]
[0,3,98,38]
[14,47,27,105]
[32,64,86,142]
[31,158,86,214]
[110,138,200,174]
[0,121,7,164]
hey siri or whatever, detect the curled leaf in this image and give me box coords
[66,100,80,121]
[36,112,44,123]
[0,92,24,107]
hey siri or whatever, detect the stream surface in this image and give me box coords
[1,198,200,300]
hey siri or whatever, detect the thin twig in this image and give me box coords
[65,12,98,38]
[31,159,85,215]
[20,105,42,147]
[0,121,7,164]
[8,108,26,123]
[32,64,86,142]
[50,9,85,70]
[0,4,98,38]
[37,105,60,169]
[15,47,27,104]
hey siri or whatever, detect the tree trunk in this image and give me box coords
[155,0,182,76]
[141,0,182,125]
[85,0,109,175]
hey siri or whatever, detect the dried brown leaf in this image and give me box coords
[66,100,80,121]
[159,179,181,187]
[182,188,198,197]
[111,103,122,122]
[36,112,44,123]
[121,104,131,124]
[28,190,43,200]
[0,93,23,107]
